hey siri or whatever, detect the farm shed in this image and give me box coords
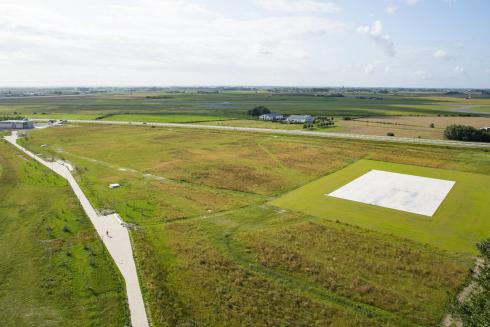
[0,120,34,130]
[286,115,314,124]
[259,113,284,121]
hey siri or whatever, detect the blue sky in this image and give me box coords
[0,0,489,87]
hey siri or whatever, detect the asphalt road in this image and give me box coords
[59,119,490,149]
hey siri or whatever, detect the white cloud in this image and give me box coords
[293,49,310,60]
[364,64,376,74]
[415,70,427,80]
[454,42,464,49]
[256,0,340,13]
[357,21,395,57]
[405,0,421,5]
[385,3,398,14]
[433,49,447,60]
[0,0,487,88]
[485,68,490,74]
[0,0,346,76]
[453,65,464,74]
[253,43,273,55]
[364,61,387,75]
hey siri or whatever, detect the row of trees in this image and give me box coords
[0,115,25,121]
[303,117,335,129]
[315,116,335,128]
[248,106,271,116]
[444,125,490,143]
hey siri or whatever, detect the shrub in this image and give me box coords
[0,115,25,121]
[387,132,395,137]
[248,106,271,116]
[430,123,435,128]
[343,117,352,121]
[444,125,490,143]
[453,238,490,326]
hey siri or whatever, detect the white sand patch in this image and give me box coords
[328,170,455,216]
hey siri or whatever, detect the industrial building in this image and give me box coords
[0,120,34,130]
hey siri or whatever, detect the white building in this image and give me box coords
[286,115,314,124]
[259,113,284,121]
[0,120,34,130]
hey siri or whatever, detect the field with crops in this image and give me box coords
[2,91,490,120]
[3,91,489,142]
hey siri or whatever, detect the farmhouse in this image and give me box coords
[286,115,314,124]
[259,113,284,121]
[0,120,34,130]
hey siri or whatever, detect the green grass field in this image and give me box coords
[0,141,128,326]
[272,159,490,255]
[15,123,490,325]
[2,91,490,120]
[102,114,234,123]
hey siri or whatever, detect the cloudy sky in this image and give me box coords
[1,0,489,87]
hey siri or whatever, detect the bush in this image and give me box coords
[0,115,25,121]
[248,106,271,116]
[343,117,352,121]
[453,238,490,326]
[430,123,435,128]
[387,132,395,137]
[444,125,490,143]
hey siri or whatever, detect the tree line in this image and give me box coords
[444,125,490,143]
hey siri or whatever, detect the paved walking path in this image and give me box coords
[4,131,149,327]
[49,119,490,149]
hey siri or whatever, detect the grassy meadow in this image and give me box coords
[0,141,128,326]
[14,123,490,326]
[272,159,490,255]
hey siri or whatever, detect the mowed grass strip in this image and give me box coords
[102,114,235,123]
[0,142,128,327]
[272,159,490,255]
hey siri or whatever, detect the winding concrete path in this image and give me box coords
[4,131,149,327]
[54,119,490,149]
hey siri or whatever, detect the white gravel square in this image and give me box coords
[327,170,455,216]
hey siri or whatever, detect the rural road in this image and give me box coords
[53,119,490,149]
[4,131,149,327]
